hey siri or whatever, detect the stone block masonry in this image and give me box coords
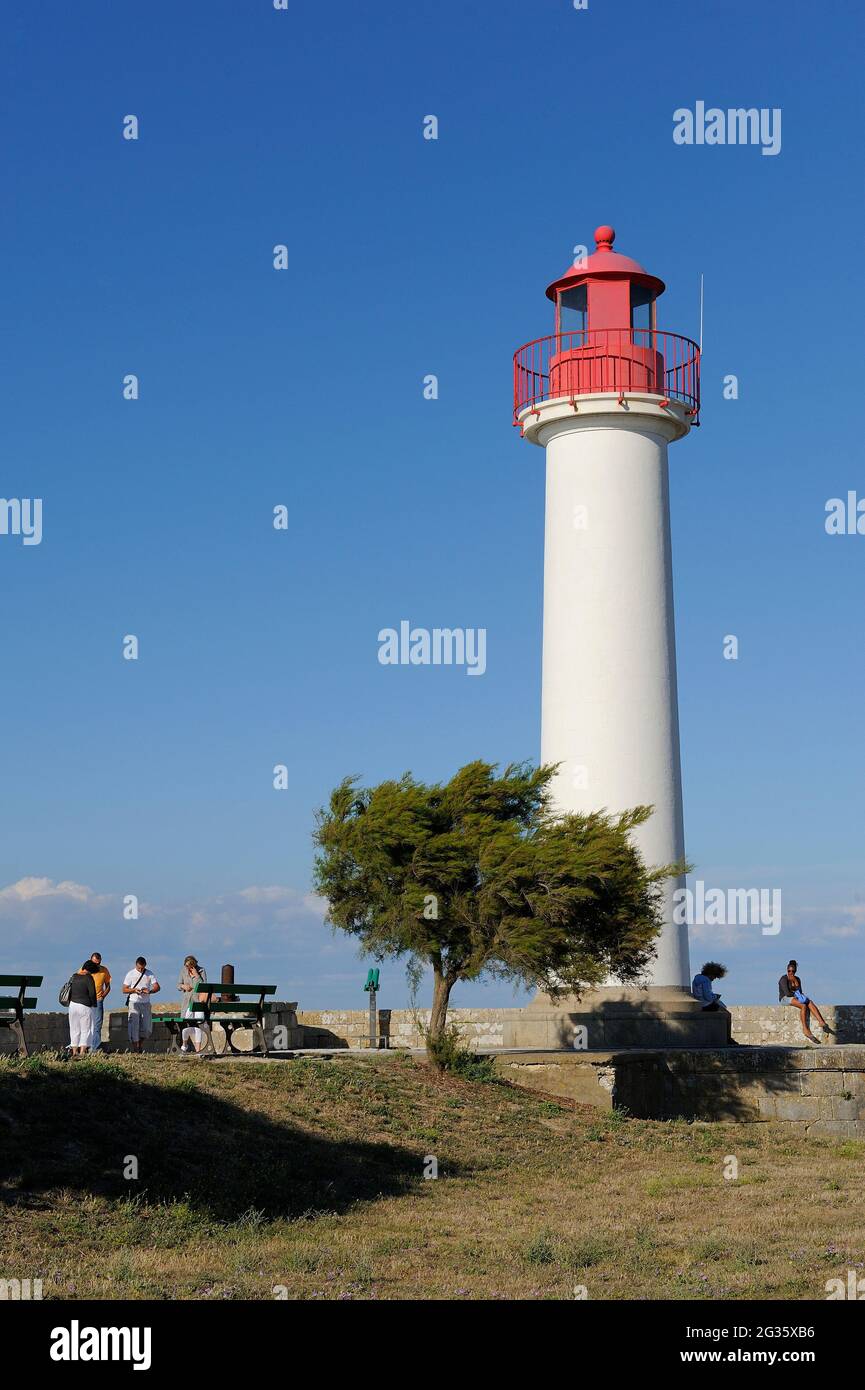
[294,1007,516,1050]
[729,1005,865,1047]
[4,1004,865,1055]
[493,1047,865,1137]
[0,1003,305,1055]
[295,1005,865,1052]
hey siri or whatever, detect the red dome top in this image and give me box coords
[545,225,665,302]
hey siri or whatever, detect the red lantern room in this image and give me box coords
[514,224,700,425]
[547,224,664,339]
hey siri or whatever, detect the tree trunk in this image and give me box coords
[427,968,454,1066]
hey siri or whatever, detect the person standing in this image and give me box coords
[779,959,834,1043]
[67,961,99,1056]
[89,952,111,1053]
[177,955,208,1054]
[122,956,161,1054]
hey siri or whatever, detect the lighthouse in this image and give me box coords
[515,226,700,995]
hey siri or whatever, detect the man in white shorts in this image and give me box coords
[122,956,161,1053]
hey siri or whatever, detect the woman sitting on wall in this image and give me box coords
[778,959,834,1044]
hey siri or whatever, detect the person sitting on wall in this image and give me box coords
[692,961,728,1012]
[778,959,834,1044]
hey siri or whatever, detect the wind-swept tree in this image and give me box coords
[313,760,674,1064]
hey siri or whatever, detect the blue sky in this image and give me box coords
[1,0,863,1010]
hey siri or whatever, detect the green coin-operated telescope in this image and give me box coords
[363,968,380,1049]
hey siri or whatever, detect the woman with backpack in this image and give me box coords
[66,961,99,1055]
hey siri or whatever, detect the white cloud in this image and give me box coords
[0,876,328,955]
[0,875,352,1006]
[0,876,108,906]
[811,902,865,939]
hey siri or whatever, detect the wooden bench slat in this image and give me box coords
[155,1014,268,1021]
[0,996,38,1009]
[0,975,43,987]
[193,984,276,995]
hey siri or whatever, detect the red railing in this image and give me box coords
[513,329,700,425]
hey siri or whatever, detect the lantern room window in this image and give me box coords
[558,285,587,338]
[630,283,656,337]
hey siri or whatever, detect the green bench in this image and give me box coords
[0,975,43,1057]
[157,983,276,1057]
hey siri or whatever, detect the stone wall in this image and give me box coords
[298,1005,865,1051]
[5,1002,865,1056]
[0,1003,304,1055]
[729,1005,865,1047]
[493,1047,865,1137]
[0,1011,71,1054]
[294,1007,516,1050]
[0,1004,517,1054]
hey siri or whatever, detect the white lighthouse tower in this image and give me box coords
[515,225,701,1003]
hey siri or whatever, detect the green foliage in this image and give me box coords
[524,1231,557,1265]
[450,1053,498,1084]
[523,1229,611,1271]
[422,1024,498,1082]
[313,759,676,1047]
[422,1023,467,1072]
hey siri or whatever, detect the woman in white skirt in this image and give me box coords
[67,961,99,1055]
[178,955,208,1053]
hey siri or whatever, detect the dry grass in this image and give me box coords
[1,1052,863,1300]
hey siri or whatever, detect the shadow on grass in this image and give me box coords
[0,1061,434,1223]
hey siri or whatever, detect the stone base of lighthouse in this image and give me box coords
[524,986,731,1049]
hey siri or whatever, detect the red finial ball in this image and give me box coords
[594,225,615,249]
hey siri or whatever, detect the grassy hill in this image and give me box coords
[1,1052,862,1301]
